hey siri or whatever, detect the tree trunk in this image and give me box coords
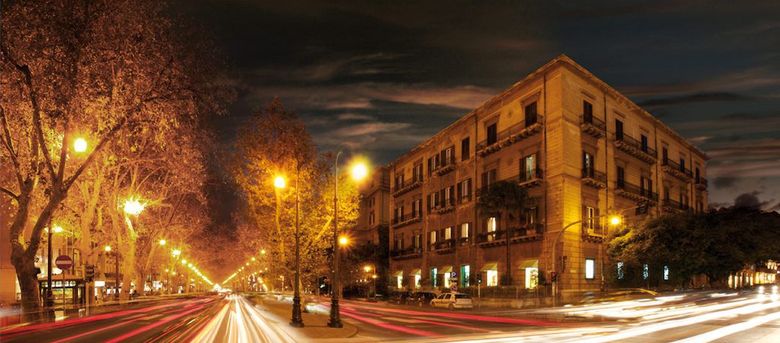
[11,251,41,321]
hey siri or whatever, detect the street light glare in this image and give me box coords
[609,215,622,226]
[123,199,145,216]
[338,235,350,247]
[52,225,64,234]
[274,175,287,189]
[172,249,181,256]
[104,245,112,252]
[350,161,369,182]
[73,137,88,153]
[159,239,166,246]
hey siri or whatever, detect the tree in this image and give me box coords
[608,209,780,289]
[477,180,529,285]
[0,0,225,313]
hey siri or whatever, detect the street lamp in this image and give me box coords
[159,239,166,246]
[551,213,623,306]
[73,137,88,153]
[329,154,369,328]
[123,199,145,216]
[275,171,305,328]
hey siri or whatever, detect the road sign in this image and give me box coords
[55,255,73,270]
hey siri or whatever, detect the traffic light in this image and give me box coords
[476,273,482,284]
[85,265,95,281]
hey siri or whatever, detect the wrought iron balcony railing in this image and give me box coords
[614,133,657,163]
[582,168,607,189]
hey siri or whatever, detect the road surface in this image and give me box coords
[2,289,780,342]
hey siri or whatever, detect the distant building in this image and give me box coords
[344,166,391,296]
[383,55,708,299]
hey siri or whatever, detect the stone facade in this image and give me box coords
[383,55,708,297]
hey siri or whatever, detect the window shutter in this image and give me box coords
[457,181,462,201]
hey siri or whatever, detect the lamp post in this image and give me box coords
[551,214,621,307]
[329,153,367,328]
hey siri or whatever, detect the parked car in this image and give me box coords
[388,291,412,305]
[410,291,439,307]
[431,292,473,309]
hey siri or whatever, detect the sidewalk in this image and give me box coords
[245,294,359,342]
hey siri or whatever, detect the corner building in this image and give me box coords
[386,55,707,298]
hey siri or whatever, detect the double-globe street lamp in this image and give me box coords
[274,167,305,327]
[328,152,368,328]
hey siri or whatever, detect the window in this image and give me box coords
[524,102,538,127]
[443,271,451,288]
[433,191,440,208]
[640,134,649,152]
[617,262,624,280]
[461,137,470,161]
[663,266,670,281]
[461,265,470,287]
[615,119,624,140]
[444,187,451,206]
[525,207,538,225]
[680,158,686,172]
[444,147,454,165]
[662,147,669,163]
[695,167,701,183]
[481,169,496,188]
[664,186,670,200]
[616,166,625,188]
[427,158,433,176]
[416,199,423,217]
[486,269,499,287]
[429,231,437,245]
[585,206,596,230]
[433,153,440,169]
[414,273,421,289]
[583,151,594,177]
[487,217,497,232]
[521,154,537,181]
[413,234,422,249]
[413,163,423,182]
[431,268,438,288]
[486,123,498,145]
[457,178,472,203]
[397,275,404,289]
[444,227,452,240]
[460,223,470,239]
[369,211,375,226]
[525,267,538,289]
[583,100,593,123]
[585,258,595,279]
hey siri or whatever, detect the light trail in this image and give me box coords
[572,298,780,343]
[191,295,289,343]
[673,308,780,343]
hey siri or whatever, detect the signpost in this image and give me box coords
[55,256,72,310]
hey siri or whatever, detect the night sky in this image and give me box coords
[180,0,780,216]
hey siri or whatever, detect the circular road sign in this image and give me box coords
[55,255,73,270]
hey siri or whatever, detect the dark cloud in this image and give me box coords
[638,92,753,107]
[713,176,738,188]
[733,191,775,211]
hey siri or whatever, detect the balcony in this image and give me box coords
[477,230,506,247]
[615,181,658,204]
[695,177,708,191]
[390,215,421,229]
[432,239,455,253]
[582,221,605,242]
[392,178,422,197]
[476,115,544,157]
[390,247,422,260]
[613,133,657,164]
[433,204,455,215]
[661,198,690,213]
[581,114,606,138]
[582,168,607,189]
[662,159,693,181]
[517,168,544,188]
[508,224,544,243]
[434,157,456,176]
